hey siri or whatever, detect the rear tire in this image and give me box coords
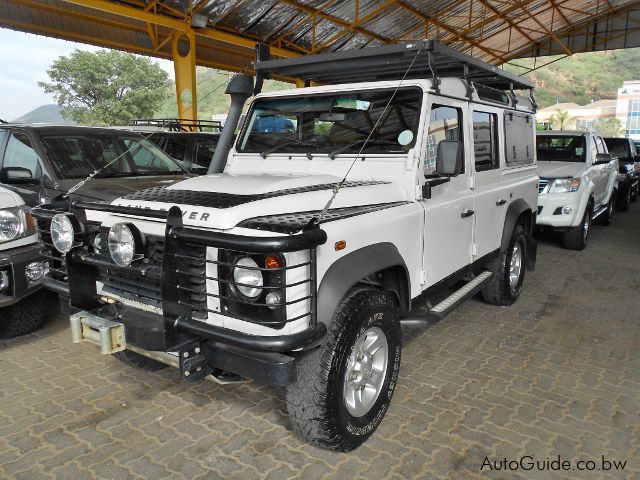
[595,191,615,226]
[482,225,527,306]
[286,289,401,452]
[0,293,47,338]
[562,205,591,250]
[616,187,630,212]
[113,350,168,371]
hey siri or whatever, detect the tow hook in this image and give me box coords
[179,343,212,382]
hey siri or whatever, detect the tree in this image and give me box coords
[549,109,571,130]
[39,50,169,126]
[594,117,624,137]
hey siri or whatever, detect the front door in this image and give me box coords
[421,99,474,287]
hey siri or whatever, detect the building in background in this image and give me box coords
[616,81,640,139]
[536,100,617,131]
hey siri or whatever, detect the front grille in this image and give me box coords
[91,232,207,318]
[539,179,549,193]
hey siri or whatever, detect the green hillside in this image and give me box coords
[12,104,75,124]
[156,67,291,120]
[505,48,640,108]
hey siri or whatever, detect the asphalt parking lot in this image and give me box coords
[1,207,638,480]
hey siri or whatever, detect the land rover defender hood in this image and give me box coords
[111,173,410,231]
[536,161,586,179]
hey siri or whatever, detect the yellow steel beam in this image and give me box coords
[172,30,198,122]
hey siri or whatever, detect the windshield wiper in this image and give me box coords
[261,139,315,159]
[328,138,397,159]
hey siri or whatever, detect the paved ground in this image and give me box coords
[1,206,639,480]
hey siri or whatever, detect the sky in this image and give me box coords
[0,29,174,121]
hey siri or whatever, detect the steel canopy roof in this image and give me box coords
[1,0,640,76]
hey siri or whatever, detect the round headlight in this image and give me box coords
[50,214,75,253]
[232,257,263,299]
[108,223,136,267]
[0,209,22,241]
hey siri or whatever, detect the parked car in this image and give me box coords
[0,186,48,338]
[0,124,193,303]
[536,131,618,250]
[603,136,639,210]
[46,42,539,450]
[122,119,221,174]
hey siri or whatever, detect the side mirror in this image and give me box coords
[0,167,39,185]
[593,153,612,165]
[436,140,462,176]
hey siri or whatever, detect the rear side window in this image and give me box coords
[504,112,534,166]
[472,111,499,171]
[3,132,40,178]
[150,135,189,161]
[594,136,607,154]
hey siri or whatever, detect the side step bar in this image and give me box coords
[401,271,493,325]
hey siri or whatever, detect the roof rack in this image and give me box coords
[254,40,534,92]
[128,118,222,132]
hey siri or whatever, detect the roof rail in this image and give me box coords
[128,118,222,132]
[254,40,534,92]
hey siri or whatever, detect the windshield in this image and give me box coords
[604,138,634,160]
[238,87,422,156]
[40,133,185,179]
[536,135,586,162]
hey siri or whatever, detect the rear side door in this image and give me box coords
[421,99,474,287]
[594,135,613,205]
[469,108,504,258]
[0,129,43,206]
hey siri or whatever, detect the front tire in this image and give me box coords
[482,225,527,306]
[286,289,401,452]
[562,205,591,250]
[0,293,47,338]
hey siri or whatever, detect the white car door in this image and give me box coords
[593,136,609,206]
[421,98,474,287]
[469,108,505,259]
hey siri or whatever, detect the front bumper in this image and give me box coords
[64,202,327,386]
[536,191,585,229]
[0,242,45,308]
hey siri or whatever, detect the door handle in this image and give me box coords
[496,199,507,206]
[460,209,475,218]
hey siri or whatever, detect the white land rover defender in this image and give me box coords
[42,42,538,451]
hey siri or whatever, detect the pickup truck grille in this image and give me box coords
[538,178,549,193]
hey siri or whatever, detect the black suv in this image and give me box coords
[124,119,221,174]
[0,124,192,303]
[603,137,640,211]
[0,124,191,207]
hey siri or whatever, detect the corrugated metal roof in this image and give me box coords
[1,0,639,75]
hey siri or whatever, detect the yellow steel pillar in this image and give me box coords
[171,29,197,122]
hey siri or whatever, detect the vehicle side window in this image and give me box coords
[472,111,499,171]
[162,136,190,161]
[193,138,219,174]
[425,104,464,175]
[594,136,607,154]
[3,132,40,178]
[504,112,534,166]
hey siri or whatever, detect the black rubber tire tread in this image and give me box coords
[562,205,591,251]
[285,288,401,452]
[595,191,615,226]
[0,292,47,338]
[616,187,630,212]
[113,350,168,371]
[482,225,527,306]
[631,184,638,202]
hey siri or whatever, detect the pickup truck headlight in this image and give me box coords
[549,178,581,193]
[232,256,263,300]
[0,206,37,243]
